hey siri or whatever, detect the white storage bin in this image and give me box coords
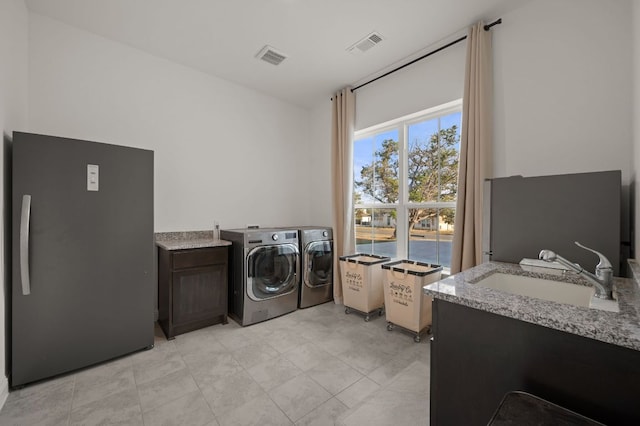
[382,260,442,341]
[339,253,390,321]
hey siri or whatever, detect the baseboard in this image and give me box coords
[0,376,8,411]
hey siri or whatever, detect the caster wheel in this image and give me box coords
[364,315,370,322]
[414,335,421,343]
[345,307,351,315]
[387,323,394,331]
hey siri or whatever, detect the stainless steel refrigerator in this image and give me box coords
[10,132,154,388]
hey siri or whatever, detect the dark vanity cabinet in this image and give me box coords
[158,246,228,339]
[430,299,640,425]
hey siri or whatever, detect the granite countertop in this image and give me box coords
[155,230,231,250]
[423,261,640,351]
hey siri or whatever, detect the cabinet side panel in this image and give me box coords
[431,300,640,425]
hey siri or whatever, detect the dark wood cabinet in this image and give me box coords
[158,246,228,339]
[430,299,640,425]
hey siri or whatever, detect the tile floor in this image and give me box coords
[0,302,430,426]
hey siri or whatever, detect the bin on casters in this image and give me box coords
[382,260,442,342]
[339,254,391,321]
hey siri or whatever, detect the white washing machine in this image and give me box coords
[297,226,334,308]
[221,228,300,326]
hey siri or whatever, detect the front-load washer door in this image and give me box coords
[304,240,333,288]
[246,244,299,301]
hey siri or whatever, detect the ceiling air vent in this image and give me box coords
[256,45,287,66]
[347,31,384,55]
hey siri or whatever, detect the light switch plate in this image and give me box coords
[87,164,99,191]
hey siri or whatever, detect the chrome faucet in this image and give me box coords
[538,241,613,300]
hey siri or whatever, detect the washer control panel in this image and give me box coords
[301,228,333,243]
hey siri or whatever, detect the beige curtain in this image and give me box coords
[451,21,493,274]
[331,87,356,304]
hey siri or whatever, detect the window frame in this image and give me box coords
[353,99,462,265]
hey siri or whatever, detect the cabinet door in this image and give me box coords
[172,264,226,326]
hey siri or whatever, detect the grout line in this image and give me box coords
[130,353,150,426]
[65,376,76,425]
[187,357,220,426]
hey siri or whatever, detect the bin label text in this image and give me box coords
[389,281,413,305]
[345,271,363,292]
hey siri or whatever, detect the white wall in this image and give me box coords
[494,0,633,184]
[0,0,29,408]
[28,13,312,232]
[307,101,332,226]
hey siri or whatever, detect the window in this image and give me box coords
[353,100,462,270]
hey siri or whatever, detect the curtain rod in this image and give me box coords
[349,18,502,93]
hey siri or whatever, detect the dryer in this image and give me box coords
[221,228,300,326]
[297,226,334,308]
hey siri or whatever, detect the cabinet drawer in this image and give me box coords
[172,247,227,269]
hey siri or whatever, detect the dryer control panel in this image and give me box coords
[245,229,298,247]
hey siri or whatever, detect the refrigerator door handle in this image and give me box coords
[20,194,31,295]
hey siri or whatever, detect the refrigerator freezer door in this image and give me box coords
[11,132,154,387]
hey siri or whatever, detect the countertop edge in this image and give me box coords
[155,239,231,250]
[154,230,231,250]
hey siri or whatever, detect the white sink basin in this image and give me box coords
[475,273,619,312]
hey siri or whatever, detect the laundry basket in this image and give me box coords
[339,254,391,321]
[382,260,442,342]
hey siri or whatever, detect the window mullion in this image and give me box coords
[436,117,441,264]
[397,123,407,259]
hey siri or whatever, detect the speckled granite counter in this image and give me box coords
[423,261,640,351]
[155,230,231,250]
